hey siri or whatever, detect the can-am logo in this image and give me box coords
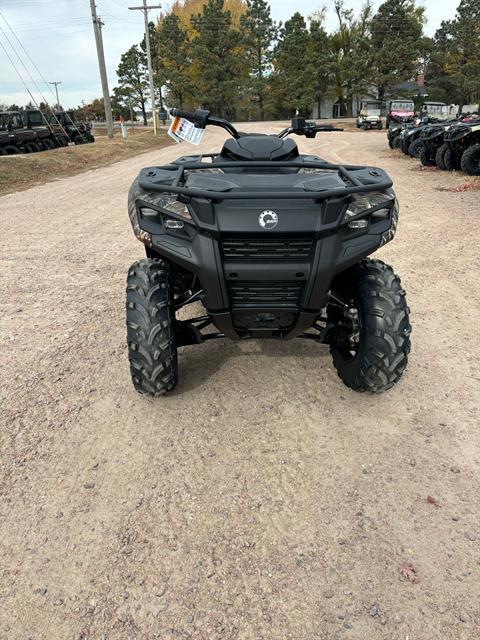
[258,210,278,229]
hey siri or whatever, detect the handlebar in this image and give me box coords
[169,108,343,140]
[169,108,240,139]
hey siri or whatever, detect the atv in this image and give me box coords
[398,122,425,158]
[356,100,383,130]
[418,119,460,167]
[387,116,414,149]
[126,109,411,396]
[443,118,480,175]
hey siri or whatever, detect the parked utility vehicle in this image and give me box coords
[356,100,383,130]
[126,109,411,396]
[0,111,40,153]
[420,102,450,121]
[19,109,69,150]
[386,100,414,127]
[50,111,94,145]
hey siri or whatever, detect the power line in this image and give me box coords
[0,15,71,139]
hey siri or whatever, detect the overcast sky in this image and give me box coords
[0,0,460,109]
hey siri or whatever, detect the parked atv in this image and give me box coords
[50,111,95,145]
[442,119,480,175]
[126,109,411,396]
[386,100,414,127]
[387,116,414,149]
[418,119,459,167]
[356,100,383,130]
[399,122,426,158]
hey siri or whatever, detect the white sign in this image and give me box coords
[168,116,205,145]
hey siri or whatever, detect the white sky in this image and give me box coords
[0,0,460,109]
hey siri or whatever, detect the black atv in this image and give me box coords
[399,121,428,158]
[443,118,480,175]
[126,109,411,396]
[50,111,95,145]
[418,119,460,167]
[387,116,413,149]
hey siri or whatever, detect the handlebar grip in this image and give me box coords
[169,108,197,121]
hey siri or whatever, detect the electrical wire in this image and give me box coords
[0,18,71,139]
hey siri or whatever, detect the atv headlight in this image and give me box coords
[344,191,394,222]
[143,193,192,220]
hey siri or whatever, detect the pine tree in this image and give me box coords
[370,0,426,101]
[240,0,277,120]
[309,15,335,118]
[116,45,149,125]
[273,12,316,116]
[331,0,374,117]
[190,0,244,117]
[156,14,192,108]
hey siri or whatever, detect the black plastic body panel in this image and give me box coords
[131,152,396,340]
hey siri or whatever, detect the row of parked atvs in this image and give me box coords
[387,113,480,175]
[0,108,95,155]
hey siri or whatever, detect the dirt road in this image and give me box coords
[1,124,479,640]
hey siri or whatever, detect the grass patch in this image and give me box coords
[0,129,172,197]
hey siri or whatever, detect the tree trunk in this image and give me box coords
[140,98,147,126]
[259,94,264,121]
[346,97,353,118]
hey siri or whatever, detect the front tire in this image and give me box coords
[443,147,460,171]
[408,138,423,158]
[460,144,480,176]
[328,259,411,393]
[435,143,448,169]
[126,258,178,397]
[419,145,435,166]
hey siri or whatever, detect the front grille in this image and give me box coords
[229,281,304,308]
[222,237,313,261]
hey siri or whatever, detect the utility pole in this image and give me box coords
[129,1,161,136]
[89,0,114,139]
[49,81,62,108]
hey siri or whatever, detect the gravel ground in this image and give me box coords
[1,123,479,640]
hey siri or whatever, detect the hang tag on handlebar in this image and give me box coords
[168,116,205,145]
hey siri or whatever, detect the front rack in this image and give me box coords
[138,156,393,201]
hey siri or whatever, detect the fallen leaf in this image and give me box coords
[427,495,440,508]
[400,562,417,583]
